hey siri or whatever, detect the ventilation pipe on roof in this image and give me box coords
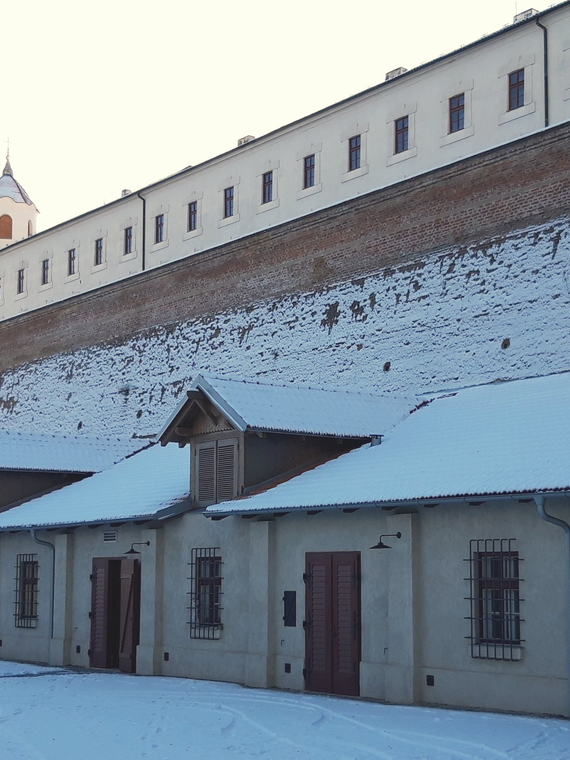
[30,530,55,641]
[535,495,570,716]
[535,17,549,127]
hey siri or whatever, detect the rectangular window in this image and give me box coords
[188,201,198,232]
[68,248,77,276]
[94,238,103,266]
[262,171,273,204]
[155,214,164,244]
[188,548,223,639]
[465,539,523,660]
[224,186,234,218]
[348,135,361,171]
[41,259,50,285]
[15,554,39,628]
[17,268,25,294]
[304,154,315,189]
[124,226,133,255]
[395,116,409,154]
[508,69,525,111]
[449,93,465,133]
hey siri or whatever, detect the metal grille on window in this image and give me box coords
[188,548,223,639]
[464,539,523,660]
[14,554,39,628]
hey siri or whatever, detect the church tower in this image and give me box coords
[0,153,38,249]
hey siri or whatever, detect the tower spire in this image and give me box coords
[3,138,12,176]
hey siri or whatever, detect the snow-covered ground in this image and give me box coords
[0,662,567,759]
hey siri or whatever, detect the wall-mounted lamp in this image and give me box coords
[124,541,150,555]
[370,532,402,549]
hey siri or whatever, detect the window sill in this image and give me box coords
[342,165,369,183]
[121,251,138,263]
[297,183,322,200]
[183,227,203,242]
[65,273,80,283]
[471,643,523,661]
[498,102,536,125]
[91,262,107,273]
[257,198,280,215]
[150,240,169,253]
[39,282,53,292]
[387,146,418,166]
[218,213,240,229]
[440,126,474,147]
[14,291,28,301]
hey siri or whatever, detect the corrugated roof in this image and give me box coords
[163,375,419,439]
[206,372,570,513]
[0,430,146,473]
[0,443,190,529]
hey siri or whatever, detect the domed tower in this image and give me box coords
[0,154,38,249]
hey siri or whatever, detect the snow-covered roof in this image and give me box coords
[0,159,33,205]
[0,443,190,529]
[0,430,146,473]
[206,372,570,514]
[159,375,419,441]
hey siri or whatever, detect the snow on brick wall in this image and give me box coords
[1,217,569,439]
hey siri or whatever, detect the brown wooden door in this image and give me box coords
[305,551,361,697]
[89,557,141,672]
[118,559,141,673]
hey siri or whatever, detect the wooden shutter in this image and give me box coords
[305,553,333,694]
[90,558,111,669]
[196,443,216,506]
[0,215,12,239]
[216,439,237,503]
[118,559,141,673]
[331,552,361,696]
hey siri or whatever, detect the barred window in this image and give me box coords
[465,539,523,660]
[188,548,223,639]
[15,554,39,628]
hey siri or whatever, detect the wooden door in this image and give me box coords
[305,552,361,696]
[89,558,111,669]
[118,558,141,673]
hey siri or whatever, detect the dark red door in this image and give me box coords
[305,552,361,696]
[89,558,141,672]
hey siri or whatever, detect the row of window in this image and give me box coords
[10,538,523,661]
[0,216,34,241]
[2,69,528,301]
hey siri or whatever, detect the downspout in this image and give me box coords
[535,495,570,715]
[535,17,549,128]
[137,191,146,271]
[30,529,55,640]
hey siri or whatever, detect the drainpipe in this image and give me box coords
[535,17,549,128]
[137,191,146,271]
[30,530,55,640]
[535,495,570,715]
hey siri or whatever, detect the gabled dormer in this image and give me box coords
[158,376,418,509]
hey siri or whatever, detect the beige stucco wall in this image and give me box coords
[1,8,569,321]
[0,494,567,717]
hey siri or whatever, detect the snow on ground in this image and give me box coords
[1,219,570,440]
[0,662,567,760]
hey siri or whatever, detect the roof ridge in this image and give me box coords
[199,373,396,397]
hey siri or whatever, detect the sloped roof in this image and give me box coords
[206,372,570,514]
[159,375,419,441]
[0,430,146,473]
[0,443,190,530]
[0,159,33,205]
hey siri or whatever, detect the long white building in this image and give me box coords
[1,3,569,322]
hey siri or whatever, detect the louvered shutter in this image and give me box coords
[118,559,141,674]
[331,552,361,697]
[305,553,333,694]
[216,439,237,503]
[196,443,216,506]
[90,558,111,669]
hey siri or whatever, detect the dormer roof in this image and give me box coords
[158,375,419,444]
[0,158,34,205]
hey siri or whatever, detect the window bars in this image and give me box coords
[188,548,223,639]
[464,538,523,660]
[14,554,39,628]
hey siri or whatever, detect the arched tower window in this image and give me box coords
[27,220,33,237]
[0,215,13,239]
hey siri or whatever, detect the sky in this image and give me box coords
[3,0,560,231]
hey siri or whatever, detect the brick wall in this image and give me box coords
[1,123,570,373]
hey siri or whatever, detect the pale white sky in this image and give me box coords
[3,0,557,231]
